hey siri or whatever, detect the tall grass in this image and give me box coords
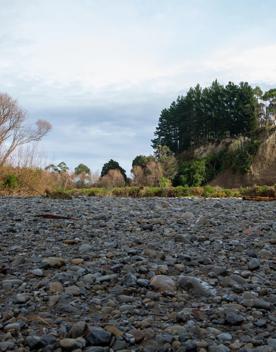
[0,166,60,195]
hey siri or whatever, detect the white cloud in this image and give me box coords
[205,44,276,84]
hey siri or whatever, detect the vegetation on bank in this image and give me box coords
[152,82,276,153]
[0,164,275,199]
[1,84,275,195]
[65,185,276,199]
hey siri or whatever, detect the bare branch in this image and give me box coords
[0,92,52,166]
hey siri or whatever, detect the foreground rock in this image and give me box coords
[0,196,275,351]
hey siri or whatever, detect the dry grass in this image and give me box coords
[0,166,60,195]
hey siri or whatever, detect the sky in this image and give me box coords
[1,0,276,175]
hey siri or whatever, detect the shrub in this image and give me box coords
[205,151,225,182]
[3,174,18,188]
[132,161,163,186]
[87,188,109,197]
[112,187,128,197]
[127,187,141,197]
[141,187,165,197]
[98,169,126,188]
[226,139,260,174]
[175,159,206,187]
[159,177,172,188]
[241,185,276,197]
[101,159,127,181]
[202,185,216,197]
[190,186,204,196]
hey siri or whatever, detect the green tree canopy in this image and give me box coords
[74,163,91,175]
[132,155,155,168]
[101,159,127,181]
[152,81,259,154]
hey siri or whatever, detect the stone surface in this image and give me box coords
[150,275,176,292]
[0,197,275,351]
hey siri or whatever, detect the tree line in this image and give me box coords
[152,81,276,154]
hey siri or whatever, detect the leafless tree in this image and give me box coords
[0,93,52,166]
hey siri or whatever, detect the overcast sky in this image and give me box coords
[1,0,276,174]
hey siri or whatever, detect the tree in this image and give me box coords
[174,159,206,187]
[46,161,69,174]
[131,155,162,186]
[0,93,51,166]
[152,81,259,155]
[45,162,70,188]
[74,163,91,187]
[101,159,127,181]
[132,155,155,168]
[75,163,91,175]
[154,145,177,180]
[263,89,276,125]
[99,169,125,188]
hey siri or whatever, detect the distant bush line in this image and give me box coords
[66,185,276,199]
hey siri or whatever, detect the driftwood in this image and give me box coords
[35,214,77,220]
[243,196,276,202]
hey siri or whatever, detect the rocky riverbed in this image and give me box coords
[0,196,275,352]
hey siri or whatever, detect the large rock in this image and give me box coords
[150,275,176,292]
[178,275,216,296]
[42,257,65,268]
[86,326,112,346]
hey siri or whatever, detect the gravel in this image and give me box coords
[0,196,275,351]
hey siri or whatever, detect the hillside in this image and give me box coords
[189,128,276,187]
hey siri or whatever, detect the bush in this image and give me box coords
[3,174,18,188]
[241,185,276,197]
[159,177,172,188]
[190,186,204,196]
[87,188,110,197]
[205,151,225,182]
[226,139,260,174]
[127,187,141,197]
[141,187,165,197]
[112,187,128,197]
[202,185,216,197]
[174,159,206,187]
[98,169,126,188]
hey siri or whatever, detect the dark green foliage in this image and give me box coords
[205,151,225,182]
[132,155,155,168]
[101,159,127,181]
[74,163,90,175]
[225,139,260,174]
[152,81,259,154]
[3,174,18,188]
[263,88,276,119]
[159,177,172,188]
[173,137,261,186]
[174,159,206,187]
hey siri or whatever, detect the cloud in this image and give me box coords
[205,44,276,84]
[1,1,276,174]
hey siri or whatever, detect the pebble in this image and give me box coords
[86,326,112,346]
[150,275,176,292]
[0,197,275,351]
[248,258,261,270]
[42,257,65,268]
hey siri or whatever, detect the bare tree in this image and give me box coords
[0,93,52,166]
